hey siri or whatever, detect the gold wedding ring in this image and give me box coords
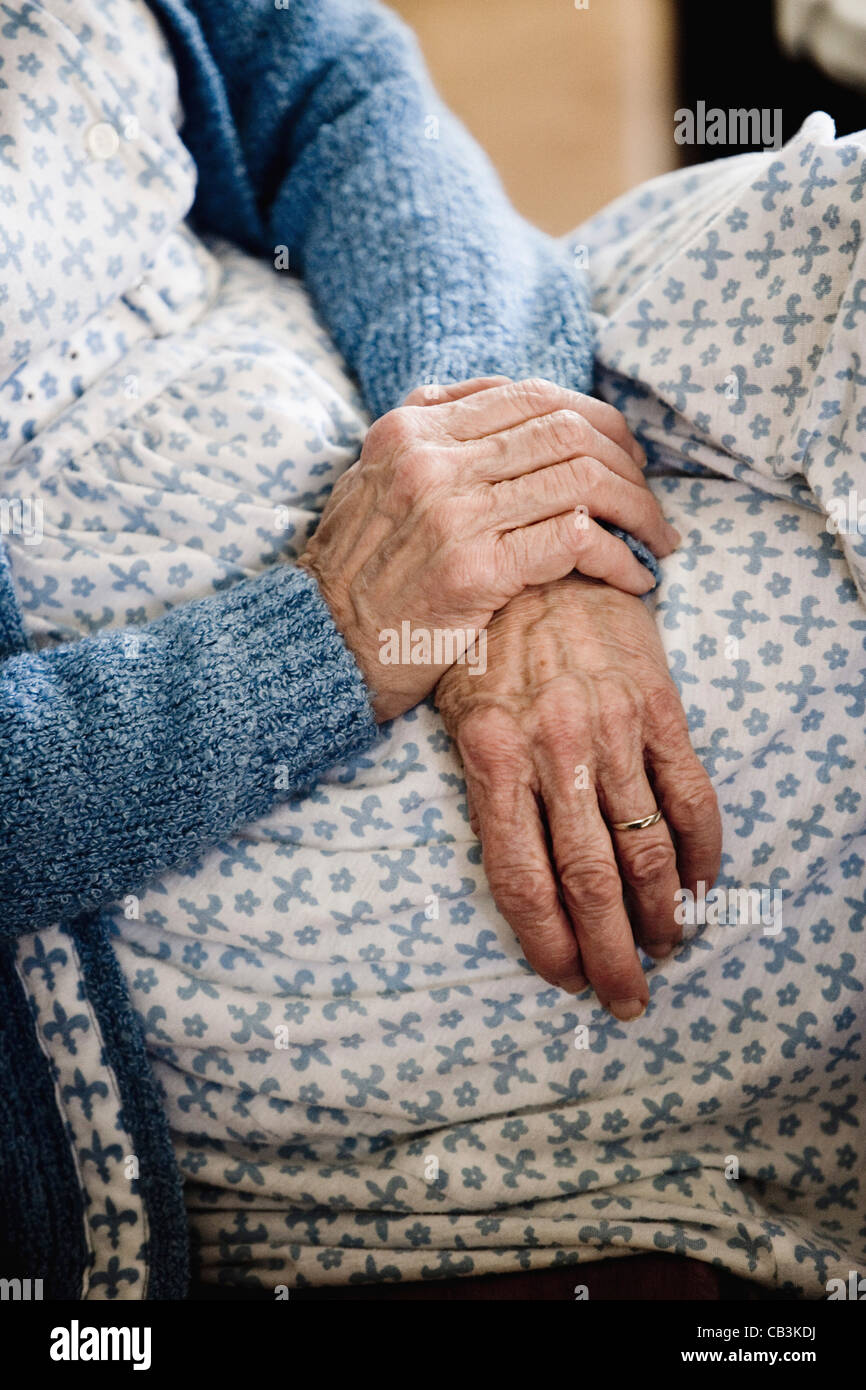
[610,809,663,832]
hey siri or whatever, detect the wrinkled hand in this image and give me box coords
[300,376,679,721]
[435,575,722,1018]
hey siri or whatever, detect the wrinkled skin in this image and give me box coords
[436,575,723,1019]
[300,376,679,720]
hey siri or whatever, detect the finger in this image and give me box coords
[443,378,644,463]
[497,510,658,595]
[646,694,723,896]
[597,752,683,961]
[494,455,678,561]
[494,458,677,557]
[470,773,588,994]
[583,398,646,468]
[540,759,649,1017]
[469,408,647,487]
[402,376,512,408]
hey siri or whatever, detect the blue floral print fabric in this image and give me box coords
[3,0,865,1293]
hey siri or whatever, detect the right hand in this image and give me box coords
[299,376,680,721]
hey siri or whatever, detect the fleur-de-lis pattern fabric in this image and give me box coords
[2,0,199,1298]
[4,0,865,1295]
[16,925,148,1299]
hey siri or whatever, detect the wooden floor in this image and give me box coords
[392,0,680,235]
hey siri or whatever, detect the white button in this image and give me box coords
[86,121,120,160]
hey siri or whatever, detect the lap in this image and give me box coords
[172,118,866,1292]
[156,446,864,1293]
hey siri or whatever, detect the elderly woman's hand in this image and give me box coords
[435,574,722,1018]
[299,377,679,721]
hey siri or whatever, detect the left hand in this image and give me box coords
[434,575,722,1018]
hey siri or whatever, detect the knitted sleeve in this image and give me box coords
[148,0,598,419]
[148,0,658,583]
[0,564,377,936]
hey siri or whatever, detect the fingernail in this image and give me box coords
[609,997,646,1021]
[645,941,675,961]
[562,975,588,994]
[666,525,682,547]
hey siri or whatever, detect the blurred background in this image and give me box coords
[392,0,866,237]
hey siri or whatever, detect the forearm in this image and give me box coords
[149,0,596,416]
[278,89,596,417]
[0,564,376,936]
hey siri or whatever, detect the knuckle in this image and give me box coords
[515,376,559,409]
[548,408,589,455]
[622,837,677,889]
[598,685,640,747]
[366,406,417,455]
[387,445,441,508]
[484,428,511,468]
[401,385,429,408]
[560,854,622,911]
[488,864,558,921]
[583,454,609,487]
[458,706,526,775]
[447,541,493,603]
[675,771,719,821]
[569,453,605,493]
[648,683,689,737]
[570,520,598,557]
[533,685,581,742]
[601,740,639,785]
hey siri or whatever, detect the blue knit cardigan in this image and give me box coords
[0,0,650,1298]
